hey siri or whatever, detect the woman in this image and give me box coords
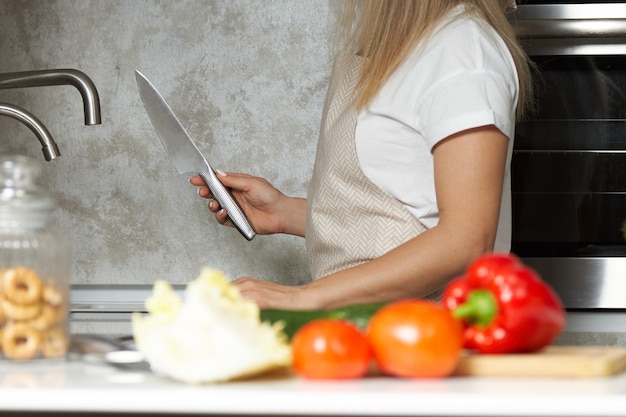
[190,0,533,310]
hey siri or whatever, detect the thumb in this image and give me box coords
[214,170,251,192]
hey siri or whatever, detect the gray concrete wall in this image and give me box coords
[0,0,339,286]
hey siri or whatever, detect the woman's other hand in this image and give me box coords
[232,276,314,310]
[189,172,307,236]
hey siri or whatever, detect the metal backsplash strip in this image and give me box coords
[70,285,185,313]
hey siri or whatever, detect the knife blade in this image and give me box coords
[135,70,256,241]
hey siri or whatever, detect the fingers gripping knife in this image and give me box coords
[135,71,255,240]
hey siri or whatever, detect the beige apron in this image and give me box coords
[306,54,437,298]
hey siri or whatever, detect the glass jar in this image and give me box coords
[0,154,70,361]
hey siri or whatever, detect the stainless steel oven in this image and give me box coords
[510,1,626,309]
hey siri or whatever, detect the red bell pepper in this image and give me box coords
[442,253,566,354]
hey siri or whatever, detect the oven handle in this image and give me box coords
[513,19,626,39]
[511,4,626,55]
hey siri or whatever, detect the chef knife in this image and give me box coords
[135,70,256,241]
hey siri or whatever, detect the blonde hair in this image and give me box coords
[337,0,533,120]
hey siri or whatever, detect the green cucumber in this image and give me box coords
[260,302,386,340]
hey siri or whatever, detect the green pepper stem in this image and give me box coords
[452,289,498,327]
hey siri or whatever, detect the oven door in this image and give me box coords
[510,2,626,309]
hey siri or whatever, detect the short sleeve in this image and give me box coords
[416,70,517,151]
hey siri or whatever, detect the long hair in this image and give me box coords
[336,0,533,120]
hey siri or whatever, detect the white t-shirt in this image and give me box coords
[354,8,519,252]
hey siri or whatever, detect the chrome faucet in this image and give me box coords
[0,103,59,161]
[0,69,101,125]
[0,69,102,160]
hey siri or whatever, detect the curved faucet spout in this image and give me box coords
[0,103,60,161]
[0,69,101,125]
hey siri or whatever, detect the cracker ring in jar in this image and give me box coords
[42,327,68,358]
[0,268,6,295]
[43,285,63,306]
[30,305,62,331]
[2,267,43,305]
[1,298,41,321]
[28,305,56,331]
[2,322,41,360]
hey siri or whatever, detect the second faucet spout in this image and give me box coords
[0,69,101,125]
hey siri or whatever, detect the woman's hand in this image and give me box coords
[232,276,314,310]
[189,172,307,236]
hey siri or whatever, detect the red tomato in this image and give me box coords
[291,319,371,380]
[367,299,463,378]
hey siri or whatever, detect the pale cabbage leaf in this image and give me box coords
[132,267,291,384]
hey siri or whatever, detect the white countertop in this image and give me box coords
[3,358,626,416]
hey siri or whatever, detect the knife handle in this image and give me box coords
[199,167,256,241]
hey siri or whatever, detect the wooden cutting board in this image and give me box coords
[453,346,626,377]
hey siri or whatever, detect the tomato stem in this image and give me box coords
[452,290,497,327]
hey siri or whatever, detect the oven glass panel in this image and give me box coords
[512,55,626,257]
